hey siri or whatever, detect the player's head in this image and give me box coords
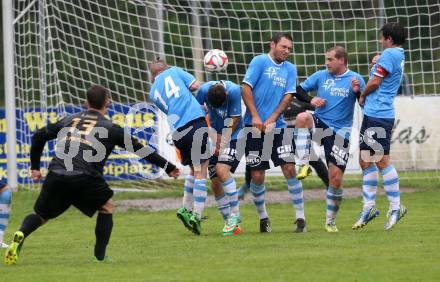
[379,22,407,48]
[325,46,348,75]
[269,33,293,63]
[207,83,227,108]
[149,58,169,81]
[86,85,111,111]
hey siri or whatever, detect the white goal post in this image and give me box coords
[4,0,439,188]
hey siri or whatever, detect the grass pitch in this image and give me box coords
[0,188,439,281]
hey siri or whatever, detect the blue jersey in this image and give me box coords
[363,47,405,119]
[242,54,297,128]
[196,80,243,140]
[149,66,205,131]
[301,69,365,138]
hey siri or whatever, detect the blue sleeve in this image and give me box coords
[175,67,197,89]
[227,84,242,117]
[300,70,322,92]
[377,50,394,74]
[243,56,263,88]
[285,64,297,95]
[195,83,209,105]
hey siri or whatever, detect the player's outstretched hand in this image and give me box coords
[167,167,181,179]
[311,97,326,108]
[31,170,42,181]
[351,77,361,93]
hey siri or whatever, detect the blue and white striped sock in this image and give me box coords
[287,177,305,219]
[326,186,343,224]
[250,182,268,220]
[182,175,194,211]
[222,178,239,216]
[362,164,379,211]
[193,179,208,218]
[381,165,400,211]
[0,188,12,243]
[294,128,311,165]
[215,194,230,221]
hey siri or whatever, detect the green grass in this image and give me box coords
[1,189,439,281]
[110,170,440,201]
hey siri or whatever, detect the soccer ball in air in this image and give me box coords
[203,49,228,72]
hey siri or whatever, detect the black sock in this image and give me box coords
[94,213,113,260]
[310,159,329,187]
[20,214,44,238]
[245,167,251,187]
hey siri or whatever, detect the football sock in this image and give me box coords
[94,213,113,261]
[215,194,230,221]
[326,186,343,224]
[250,181,268,220]
[192,179,208,218]
[381,165,400,211]
[294,128,311,165]
[244,167,251,188]
[20,213,44,238]
[362,164,379,211]
[182,175,194,212]
[222,178,239,216]
[287,177,305,219]
[0,188,12,242]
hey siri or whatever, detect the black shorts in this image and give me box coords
[172,118,210,166]
[34,172,114,219]
[359,114,394,155]
[208,139,242,179]
[244,126,295,170]
[312,115,350,172]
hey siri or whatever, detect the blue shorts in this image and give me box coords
[208,139,242,179]
[312,115,350,172]
[172,118,210,166]
[244,126,295,170]
[359,114,394,155]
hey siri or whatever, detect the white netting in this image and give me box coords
[11,0,440,186]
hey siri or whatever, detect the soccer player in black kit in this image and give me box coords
[4,85,180,265]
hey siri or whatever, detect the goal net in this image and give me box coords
[9,0,440,188]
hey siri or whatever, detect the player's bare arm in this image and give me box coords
[359,75,384,106]
[189,80,200,92]
[264,93,293,132]
[219,115,241,150]
[241,83,263,132]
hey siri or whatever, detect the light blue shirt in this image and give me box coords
[363,47,405,119]
[196,81,244,140]
[149,66,205,131]
[301,69,365,138]
[243,54,297,128]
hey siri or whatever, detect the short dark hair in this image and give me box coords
[380,22,407,45]
[327,45,348,65]
[270,33,293,44]
[207,83,227,108]
[86,85,109,109]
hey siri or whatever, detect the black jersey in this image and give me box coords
[30,110,175,177]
